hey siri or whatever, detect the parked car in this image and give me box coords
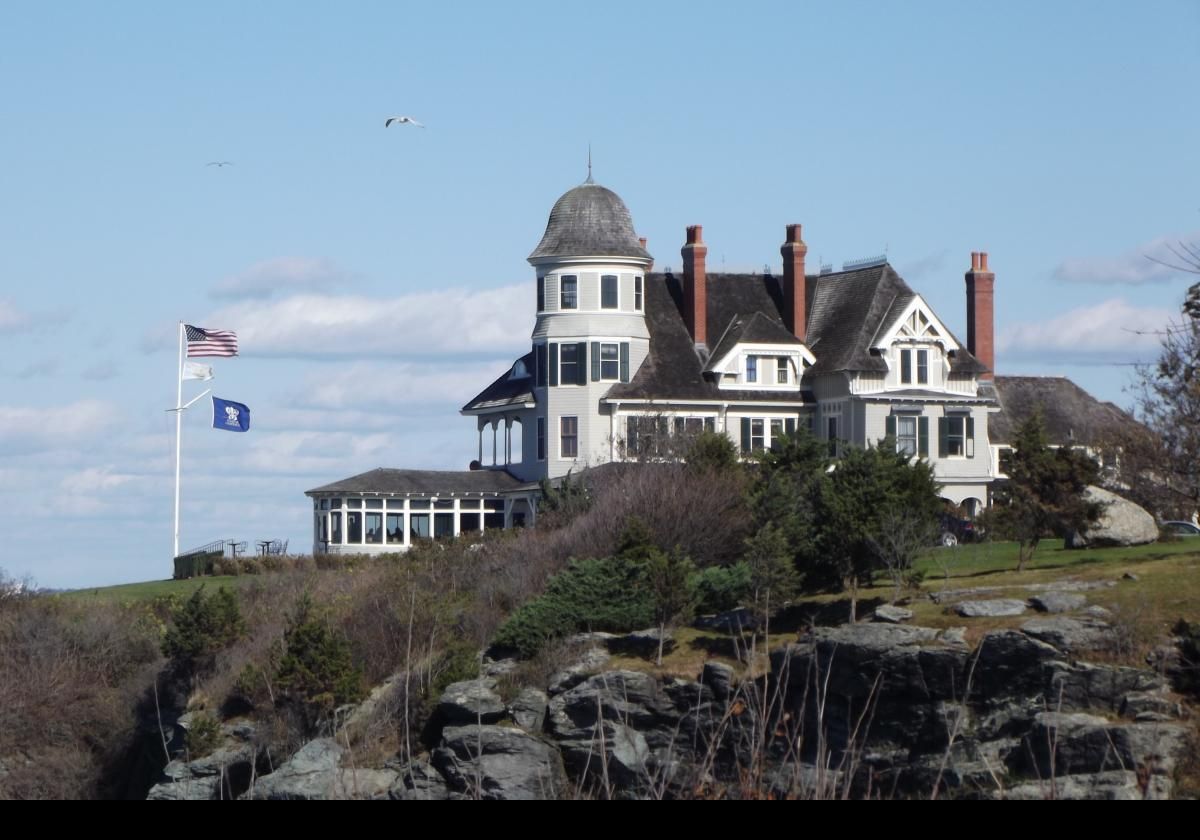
[938,513,981,547]
[1161,520,1200,538]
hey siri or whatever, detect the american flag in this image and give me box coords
[185,325,239,357]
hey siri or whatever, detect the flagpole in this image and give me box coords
[173,321,184,559]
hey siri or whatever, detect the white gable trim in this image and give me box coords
[871,295,960,352]
[710,341,816,373]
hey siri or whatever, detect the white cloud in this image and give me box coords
[15,357,60,379]
[207,284,530,358]
[81,360,119,380]
[0,400,120,453]
[59,466,138,495]
[0,300,31,333]
[899,250,950,282]
[0,300,69,335]
[287,359,512,412]
[1054,231,1200,285]
[997,298,1175,364]
[210,256,356,300]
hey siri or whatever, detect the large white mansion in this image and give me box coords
[306,175,1124,554]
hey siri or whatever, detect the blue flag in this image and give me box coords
[212,396,251,432]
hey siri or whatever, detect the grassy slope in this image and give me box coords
[609,539,1200,678]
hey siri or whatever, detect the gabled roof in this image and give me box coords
[989,376,1141,447]
[706,311,804,372]
[805,263,986,376]
[606,263,985,405]
[306,468,529,496]
[462,352,535,413]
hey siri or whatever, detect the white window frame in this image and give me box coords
[560,416,578,459]
[561,275,578,310]
[599,342,620,381]
[600,274,619,310]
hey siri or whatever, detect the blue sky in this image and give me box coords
[2,1,1198,588]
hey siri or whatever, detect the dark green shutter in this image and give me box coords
[591,342,601,382]
[627,417,638,455]
[967,417,975,458]
[741,418,752,454]
[549,343,558,387]
[885,415,896,439]
[576,342,588,385]
[919,417,929,457]
[536,344,547,387]
[786,418,796,436]
[938,417,948,458]
[620,342,629,382]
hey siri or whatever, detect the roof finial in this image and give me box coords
[585,143,594,184]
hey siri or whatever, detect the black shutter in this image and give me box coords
[549,343,558,387]
[591,342,601,382]
[938,417,948,458]
[620,342,630,382]
[885,415,896,439]
[740,418,751,454]
[627,416,638,456]
[919,417,929,457]
[967,417,976,458]
[536,344,547,387]
[576,342,588,385]
[785,418,796,436]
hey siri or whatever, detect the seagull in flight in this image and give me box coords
[385,116,424,128]
[206,161,234,167]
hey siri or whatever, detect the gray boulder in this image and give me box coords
[1022,616,1113,654]
[873,604,914,624]
[955,599,1028,617]
[432,725,567,800]
[146,720,259,800]
[437,677,506,726]
[1066,486,1158,548]
[1021,712,1190,781]
[1029,592,1087,614]
[1005,770,1173,800]
[509,688,548,733]
[243,738,398,800]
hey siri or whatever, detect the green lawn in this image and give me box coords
[914,536,1200,580]
[58,574,251,604]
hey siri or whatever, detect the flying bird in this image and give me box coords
[385,116,424,128]
[206,161,234,167]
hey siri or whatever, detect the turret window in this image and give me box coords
[601,275,618,309]
[561,275,578,309]
[634,276,643,311]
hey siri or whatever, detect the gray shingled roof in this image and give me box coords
[707,311,803,372]
[528,181,652,261]
[604,272,808,403]
[605,263,986,404]
[805,263,987,376]
[989,376,1141,446]
[306,468,529,496]
[463,352,536,412]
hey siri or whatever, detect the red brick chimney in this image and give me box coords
[781,224,808,341]
[682,225,707,346]
[965,251,995,379]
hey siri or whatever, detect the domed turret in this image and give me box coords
[529,180,652,264]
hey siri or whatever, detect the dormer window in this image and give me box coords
[561,275,578,309]
[746,356,758,383]
[900,348,930,385]
[776,357,790,384]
